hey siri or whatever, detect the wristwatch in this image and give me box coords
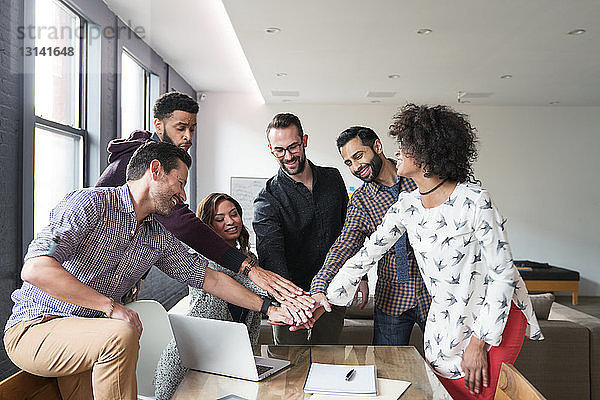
[260,298,272,316]
[242,258,256,276]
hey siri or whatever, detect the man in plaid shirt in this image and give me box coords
[4,142,293,400]
[310,127,430,345]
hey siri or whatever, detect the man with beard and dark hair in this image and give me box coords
[309,126,431,345]
[4,142,294,400]
[96,92,314,317]
[253,113,349,345]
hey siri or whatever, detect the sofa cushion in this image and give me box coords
[528,293,555,320]
[344,296,375,319]
[517,264,580,281]
[517,319,590,400]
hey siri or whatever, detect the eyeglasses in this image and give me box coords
[270,142,303,158]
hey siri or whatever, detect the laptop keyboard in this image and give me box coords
[256,364,274,376]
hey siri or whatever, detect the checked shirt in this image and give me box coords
[6,185,207,330]
[311,176,430,322]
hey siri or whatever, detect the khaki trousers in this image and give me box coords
[273,305,346,345]
[3,315,139,400]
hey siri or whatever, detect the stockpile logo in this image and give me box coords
[17,20,146,42]
[18,20,145,57]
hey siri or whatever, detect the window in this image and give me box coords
[147,73,161,130]
[121,50,145,138]
[34,0,81,127]
[33,0,87,236]
[121,50,161,138]
[34,126,84,235]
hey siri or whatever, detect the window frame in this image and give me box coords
[33,116,89,185]
[22,0,91,253]
[120,47,161,137]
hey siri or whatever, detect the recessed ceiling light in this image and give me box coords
[549,101,560,105]
[275,72,287,77]
[272,90,299,97]
[500,74,513,79]
[388,74,401,79]
[370,100,381,104]
[417,28,432,35]
[567,29,586,35]
[265,27,281,34]
[366,91,396,98]
[282,99,293,103]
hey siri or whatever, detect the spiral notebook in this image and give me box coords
[304,363,377,396]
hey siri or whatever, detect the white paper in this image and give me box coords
[304,363,377,395]
[310,378,411,400]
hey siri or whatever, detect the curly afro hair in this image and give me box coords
[389,104,479,184]
[153,91,199,120]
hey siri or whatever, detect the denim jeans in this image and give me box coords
[373,306,426,346]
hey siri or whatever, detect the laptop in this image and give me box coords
[168,313,290,381]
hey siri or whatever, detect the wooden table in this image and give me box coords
[172,345,451,400]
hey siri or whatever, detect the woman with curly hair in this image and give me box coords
[322,104,543,399]
[154,193,265,400]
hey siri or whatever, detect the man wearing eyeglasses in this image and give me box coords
[253,113,349,345]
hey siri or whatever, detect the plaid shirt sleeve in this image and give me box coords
[154,230,208,290]
[310,194,369,293]
[25,190,101,265]
[326,201,407,306]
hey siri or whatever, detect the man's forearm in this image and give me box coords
[311,215,367,293]
[21,256,113,315]
[201,268,264,312]
[310,270,332,294]
[311,257,354,293]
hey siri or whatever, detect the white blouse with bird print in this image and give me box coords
[327,182,543,379]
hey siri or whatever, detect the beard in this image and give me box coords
[150,183,177,216]
[353,152,383,183]
[161,130,175,146]
[279,153,307,176]
[161,128,192,150]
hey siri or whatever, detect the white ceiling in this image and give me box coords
[101,0,257,94]
[103,0,600,106]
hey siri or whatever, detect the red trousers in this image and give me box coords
[437,303,527,400]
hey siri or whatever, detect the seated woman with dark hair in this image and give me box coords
[154,193,265,400]
[310,104,543,400]
[190,193,263,334]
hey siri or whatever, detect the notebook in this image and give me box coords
[304,363,377,395]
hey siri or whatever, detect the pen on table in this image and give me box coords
[345,368,356,381]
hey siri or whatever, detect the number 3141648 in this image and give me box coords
[20,47,75,56]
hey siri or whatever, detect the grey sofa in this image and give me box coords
[258,301,600,400]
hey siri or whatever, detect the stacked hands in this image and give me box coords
[116,268,366,334]
[257,271,317,328]
[259,269,370,330]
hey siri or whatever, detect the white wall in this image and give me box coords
[196,92,600,295]
[471,106,600,295]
